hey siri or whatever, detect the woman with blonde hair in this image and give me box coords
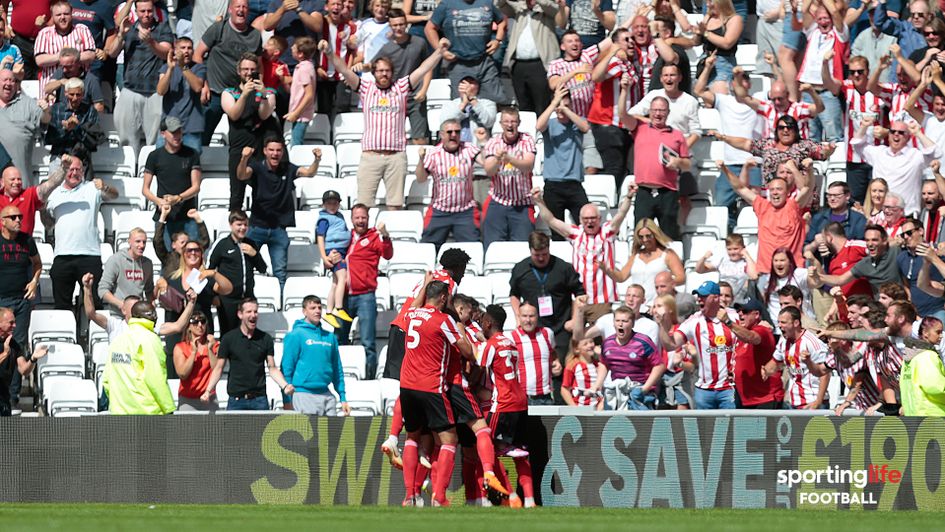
[859,178,888,225]
[173,310,219,411]
[601,218,685,301]
[691,0,743,83]
[561,337,606,410]
[158,241,233,372]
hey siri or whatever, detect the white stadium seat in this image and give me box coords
[282,276,332,310]
[483,241,529,275]
[92,146,136,178]
[438,242,484,276]
[36,343,86,390]
[375,210,423,242]
[289,144,336,179]
[343,378,382,415]
[340,345,367,379]
[199,147,231,179]
[29,310,77,347]
[43,377,98,417]
[456,275,492,307]
[255,276,282,312]
[390,273,424,308]
[681,206,729,239]
[286,210,318,244]
[332,112,365,145]
[383,242,436,275]
[286,243,323,274]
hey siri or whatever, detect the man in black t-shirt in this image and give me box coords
[0,306,48,415]
[0,205,41,408]
[142,116,202,249]
[236,136,319,292]
[202,297,290,411]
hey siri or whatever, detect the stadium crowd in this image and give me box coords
[2,0,945,506]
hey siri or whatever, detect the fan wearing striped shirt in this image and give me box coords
[762,306,830,410]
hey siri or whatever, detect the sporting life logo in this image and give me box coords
[777,465,902,505]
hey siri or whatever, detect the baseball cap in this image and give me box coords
[734,298,764,313]
[691,281,721,297]
[161,116,183,133]
[322,190,342,203]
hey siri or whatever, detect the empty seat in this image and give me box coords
[456,275,492,307]
[283,276,332,309]
[113,210,156,250]
[43,376,97,417]
[199,147,231,179]
[380,377,399,413]
[343,378,382,415]
[489,272,511,306]
[375,210,423,242]
[29,310,77,347]
[340,345,367,379]
[681,206,729,239]
[404,175,431,208]
[255,275,282,312]
[36,343,86,389]
[375,276,391,311]
[286,243,324,274]
[256,311,291,337]
[383,241,436,275]
[289,144,336,179]
[286,210,318,244]
[336,142,362,180]
[583,175,617,208]
[549,241,572,262]
[483,241,529,274]
[332,112,365,145]
[390,273,424,308]
[92,146,136,178]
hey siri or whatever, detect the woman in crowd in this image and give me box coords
[691,0,743,83]
[858,178,889,225]
[173,310,219,411]
[712,116,833,182]
[154,204,212,277]
[600,219,685,301]
[754,247,815,329]
[157,241,233,371]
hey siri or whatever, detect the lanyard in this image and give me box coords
[531,267,548,286]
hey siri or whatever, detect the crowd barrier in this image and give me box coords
[1,411,942,510]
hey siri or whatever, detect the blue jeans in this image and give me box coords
[804,90,843,142]
[715,164,762,228]
[627,387,657,410]
[707,55,736,84]
[156,132,203,155]
[694,387,737,410]
[290,120,308,146]
[348,291,378,378]
[162,219,200,251]
[227,395,270,411]
[246,225,289,291]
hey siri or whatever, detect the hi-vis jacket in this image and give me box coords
[103,318,175,415]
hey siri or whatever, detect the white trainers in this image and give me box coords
[380,436,402,470]
[501,446,530,458]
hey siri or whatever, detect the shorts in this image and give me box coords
[326,247,347,272]
[400,387,455,433]
[457,422,476,447]
[448,383,483,425]
[659,370,692,406]
[582,130,603,170]
[781,15,806,51]
[486,410,528,447]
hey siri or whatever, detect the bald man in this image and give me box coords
[0,154,68,237]
[732,71,822,139]
[0,204,40,409]
[534,185,632,321]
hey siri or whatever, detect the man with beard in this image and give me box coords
[321,37,449,209]
[762,306,830,409]
[156,37,206,154]
[481,107,536,249]
[333,204,393,379]
[204,297,291,410]
[811,224,901,296]
[918,175,945,243]
[34,0,96,93]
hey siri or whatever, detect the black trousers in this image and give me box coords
[846,161,873,205]
[634,186,681,240]
[543,180,589,241]
[50,255,103,311]
[227,147,248,212]
[591,123,631,190]
[217,294,246,337]
[511,59,552,113]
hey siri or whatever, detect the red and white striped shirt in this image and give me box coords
[677,313,736,391]
[35,24,96,93]
[773,330,829,408]
[510,326,555,396]
[480,333,528,412]
[878,82,931,123]
[360,77,410,152]
[833,343,882,410]
[483,133,535,206]
[319,19,357,80]
[842,80,883,163]
[756,100,815,139]
[562,359,598,406]
[546,46,600,118]
[871,340,904,394]
[634,42,658,96]
[568,221,618,304]
[587,56,637,127]
[424,142,479,213]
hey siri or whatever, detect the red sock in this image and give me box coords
[414,460,428,493]
[389,398,403,437]
[474,456,485,500]
[434,444,456,504]
[474,428,495,474]
[428,446,440,493]
[402,439,418,497]
[461,448,478,502]
[494,458,511,492]
[514,457,534,499]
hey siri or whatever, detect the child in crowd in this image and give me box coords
[354,0,392,67]
[316,190,353,329]
[561,338,605,410]
[695,233,755,304]
[286,37,318,146]
[261,35,292,92]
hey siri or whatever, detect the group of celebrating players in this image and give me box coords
[377,249,535,508]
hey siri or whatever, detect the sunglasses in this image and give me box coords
[900,228,918,238]
[184,248,202,254]
[443,130,461,135]
[925,30,941,36]
[849,68,866,75]
[889,129,909,135]
[3,214,22,220]
[777,125,794,131]
[912,12,929,18]
[190,318,207,325]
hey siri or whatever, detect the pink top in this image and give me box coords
[289,60,317,122]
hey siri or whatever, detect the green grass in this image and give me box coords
[1,504,943,531]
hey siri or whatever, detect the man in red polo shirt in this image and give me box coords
[723,298,782,409]
[0,153,68,237]
[336,203,393,378]
[618,78,690,240]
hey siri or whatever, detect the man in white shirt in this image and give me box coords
[582,284,660,345]
[796,4,848,142]
[627,63,700,149]
[694,54,761,228]
[852,116,941,216]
